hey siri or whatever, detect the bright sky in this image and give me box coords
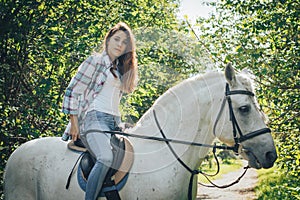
[178,0,215,23]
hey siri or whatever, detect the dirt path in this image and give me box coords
[197,164,258,200]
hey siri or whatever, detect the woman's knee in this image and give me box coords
[85,132,113,165]
[95,151,113,166]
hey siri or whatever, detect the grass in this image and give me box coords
[198,158,300,199]
[198,157,243,184]
[255,167,300,200]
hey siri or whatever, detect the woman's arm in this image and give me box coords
[62,55,97,115]
[61,55,97,141]
[70,114,79,141]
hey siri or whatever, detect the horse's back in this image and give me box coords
[4,137,84,200]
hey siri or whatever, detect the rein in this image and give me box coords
[79,83,271,200]
[85,130,234,151]
[153,109,249,200]
[151,83,271,200]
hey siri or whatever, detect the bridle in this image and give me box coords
[153,82,271,200]
[213,83,271,153]
[77,82,272,200]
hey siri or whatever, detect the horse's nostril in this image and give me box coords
[266,151,277,164]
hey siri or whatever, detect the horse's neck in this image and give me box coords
[129,72,225,172]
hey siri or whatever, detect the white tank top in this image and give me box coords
[88,70,122,116]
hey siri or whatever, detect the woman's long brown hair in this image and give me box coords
[103,22,138,93]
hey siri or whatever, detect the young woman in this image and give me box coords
[61,22,138,200]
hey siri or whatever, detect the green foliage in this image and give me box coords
[195,0,299,195]
[199,155,242,183]
[256,168,300,199]
[2,0,298,198]
[121,28,210,122]
[1,0,211,198]
[276,131,300,177]
[189,0,299,196]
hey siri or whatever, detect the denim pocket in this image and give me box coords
[83,111,119,132]
[95,112,118,131]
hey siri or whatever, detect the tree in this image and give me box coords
[1,0,212,197]
[195,0,299,196]
[0,0,179,196]
[122,27,210,122]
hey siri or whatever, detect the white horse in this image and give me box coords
[4,64,277,200]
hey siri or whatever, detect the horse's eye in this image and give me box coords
[239,105,250,113]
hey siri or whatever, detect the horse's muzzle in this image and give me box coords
[242,148,277,169]
[264,150,277,168]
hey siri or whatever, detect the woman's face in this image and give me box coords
[107,30,128,61]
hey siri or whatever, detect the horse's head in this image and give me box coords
[214,64,277,169]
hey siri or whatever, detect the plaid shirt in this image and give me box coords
[61,51,112,140]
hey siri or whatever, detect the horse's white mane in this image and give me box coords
[130,68,263,131]
[169,69,256,94]
[237,69,256,92]
[165,69,267,122]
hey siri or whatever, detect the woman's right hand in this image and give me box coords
[70,115,80,141]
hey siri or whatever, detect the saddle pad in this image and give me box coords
[67,141,87,152]
[77,164,130,197]
[113,137,134,184]
[70,137,134,185]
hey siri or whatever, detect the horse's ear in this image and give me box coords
[225,63,237,87]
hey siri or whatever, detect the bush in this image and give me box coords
[256,167,300,200]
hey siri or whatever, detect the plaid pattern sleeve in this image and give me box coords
[61,52,112,140]
[62,55,97,115]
